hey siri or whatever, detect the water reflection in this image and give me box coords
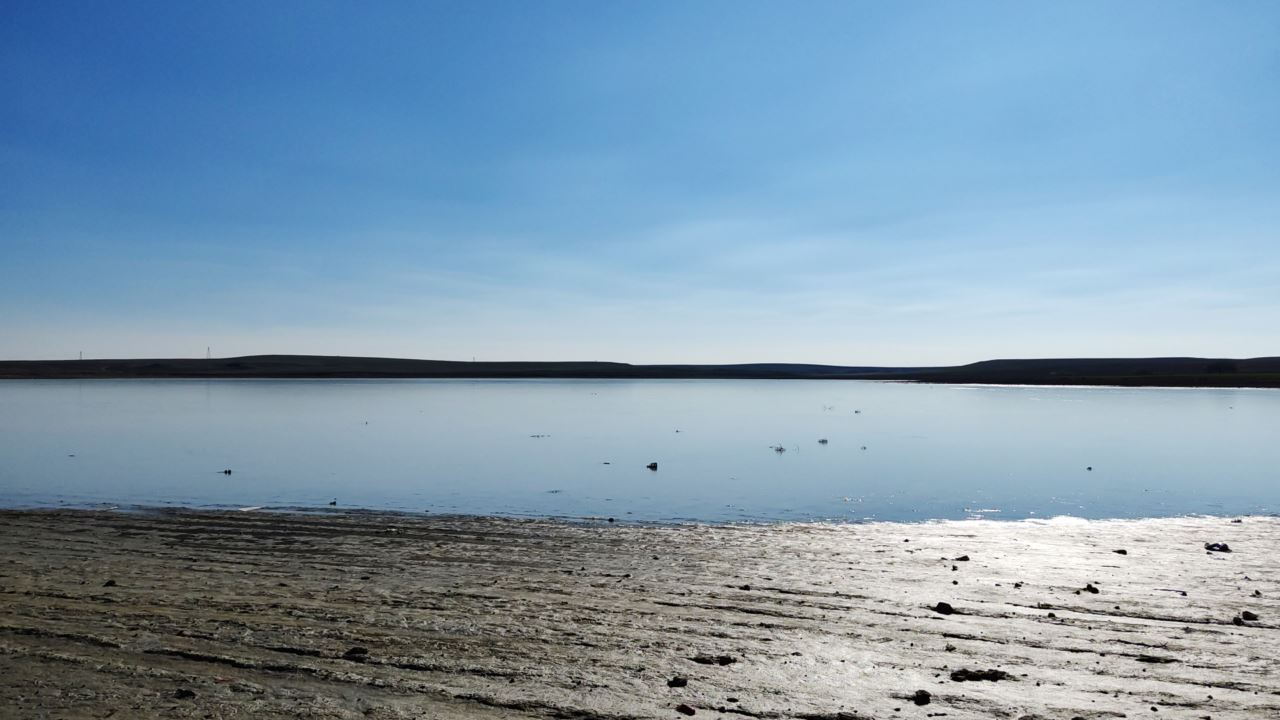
[0,379,1275,522]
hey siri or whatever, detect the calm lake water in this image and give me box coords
[0,379,1276,522]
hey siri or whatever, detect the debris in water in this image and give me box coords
[1204,542,1231,553]
[646,462,658,471]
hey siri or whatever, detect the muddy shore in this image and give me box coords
[1,510,1276,719]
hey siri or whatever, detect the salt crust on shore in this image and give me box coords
[0,510,1276,719]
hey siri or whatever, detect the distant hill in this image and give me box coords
[1,354,1278,387]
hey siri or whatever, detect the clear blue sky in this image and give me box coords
[3,1,1278,364]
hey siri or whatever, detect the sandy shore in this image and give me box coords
[0,510,1276,719]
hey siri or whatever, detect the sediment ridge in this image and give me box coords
[1,509,1276,719]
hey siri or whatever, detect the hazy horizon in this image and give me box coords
[4,2,1278,365]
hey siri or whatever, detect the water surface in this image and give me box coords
[0,379,1275,522]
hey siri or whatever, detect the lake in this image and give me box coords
[0,379,1275,522]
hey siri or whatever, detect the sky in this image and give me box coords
[2,1,1278,365]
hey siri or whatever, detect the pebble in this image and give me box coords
[676,703,696,715]
[950,668,1011,682]
[932,602,955,615]
[667,676,688,688]
[690,654,736,666]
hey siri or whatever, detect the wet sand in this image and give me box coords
[1,510,1276,719]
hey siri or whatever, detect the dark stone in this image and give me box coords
[1242,611,1259,621]
[668,676,688,688]
[950,668,1011,682]
[912,689,931,706]
[102,579,116,588]
[1204,542,1231,553]
[676,703,697,716]
[690,654,736,666]
[726,697,739,703]
[343,646,369,659]
[1084,583,1100,594]
[647,462,658,471]
[174,689,196,700]
[1135,655,1178,664]
[1232,616,1244,626]
[932,602,955,615]
[738,584,751,591]
[1231,518,1243,523]
[1113,549,1128,555]
[953,555,970,562]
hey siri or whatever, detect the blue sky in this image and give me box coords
[3,1,1278,364]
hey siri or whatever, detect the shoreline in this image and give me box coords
[2,508,1276,719]
[4,501,1276,527]
[6,376,1280,392]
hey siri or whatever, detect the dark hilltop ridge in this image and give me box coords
[2,354,1279,387]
